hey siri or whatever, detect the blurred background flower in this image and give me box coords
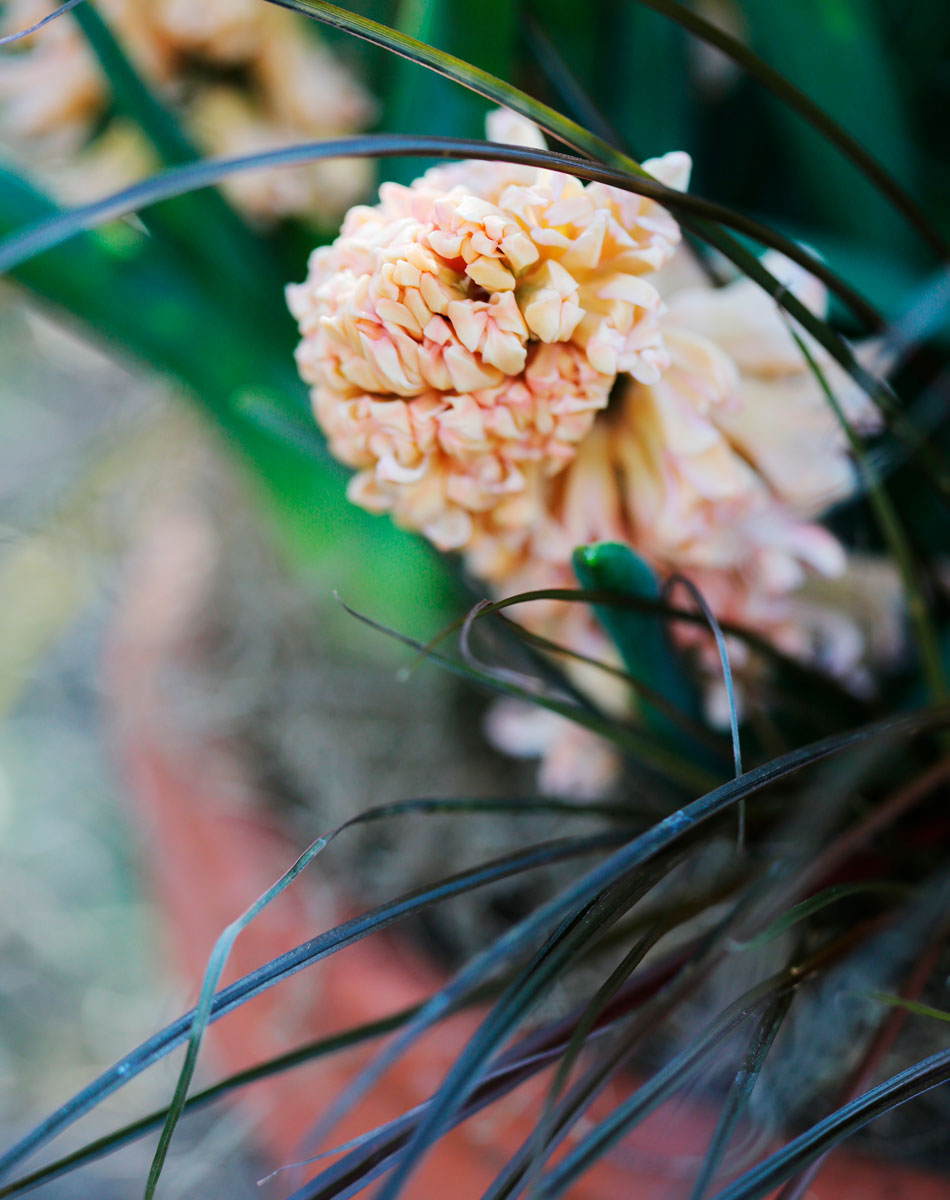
[0,0,375,219]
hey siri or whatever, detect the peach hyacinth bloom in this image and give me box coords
[287,108,690,553]
[287,105,891,793]
[0,0,374,221]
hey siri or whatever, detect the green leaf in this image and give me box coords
[0,161,451,629]
[627,0,945,259]
[603,0,694,158]
[737,0,921,253]
[864,991,950,1024]
[572,543,707,753]
[384,0,517,182]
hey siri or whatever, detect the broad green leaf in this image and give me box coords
[739,0,919,253]
[602,0,694,158]
[384,0,517,182]
[572,543,707,754]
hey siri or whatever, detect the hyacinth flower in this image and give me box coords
[287,107,689,553]
[0,0,375,220]
[288,107,897,792]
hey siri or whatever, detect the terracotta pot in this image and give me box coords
[105,512,950,1199]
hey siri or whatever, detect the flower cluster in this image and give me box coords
[0,0,374,220]
[288,109,896,792]
[288,108,689,552]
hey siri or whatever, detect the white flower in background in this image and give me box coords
[0,0,375,222]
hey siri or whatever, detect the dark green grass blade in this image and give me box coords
[6,712,947,1182]
[368,868,672,1200]
[664,572,744,840]
[287,950,697,1200]
[144,830,338,1198]
[626,0,946,258]
[0,829,621,1183]
[689,992,795,1200]
[0,134,878,329]
[487,871,801,1198]
[262,0,879,334]
[711,1050,950,1200]
[788,325,946,699]
[519,12,623,149]
[338,596,720,789]
[419,748,929,1200]
[149,793,618,1196]
[488,911,685,1200]
[261,709,949,1198]
[533,892,900,1200]
[467,588,870,722]
[534,972,797,1199]
[0,1007,422,1199]
[491,615,730,758]
[558,876,950,1200]
[739,882,910,951]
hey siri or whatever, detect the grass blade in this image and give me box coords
[688,992,794,1200]
[712,1049,950,1200]
[535,921,882,1199]
[338,595,720,790]
[266,707,950,1198]
[288,950,696,1200]
[457,587,871,720]
[0,1007,422,1199]
[0,0,84,45]
[143,830,340,1198]
[0,133,878,330]
[788,324,946,699]
[368,869,672,1200]
[863,993,950,1025]
[0,831,620,1183]
[384,0,516,183]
